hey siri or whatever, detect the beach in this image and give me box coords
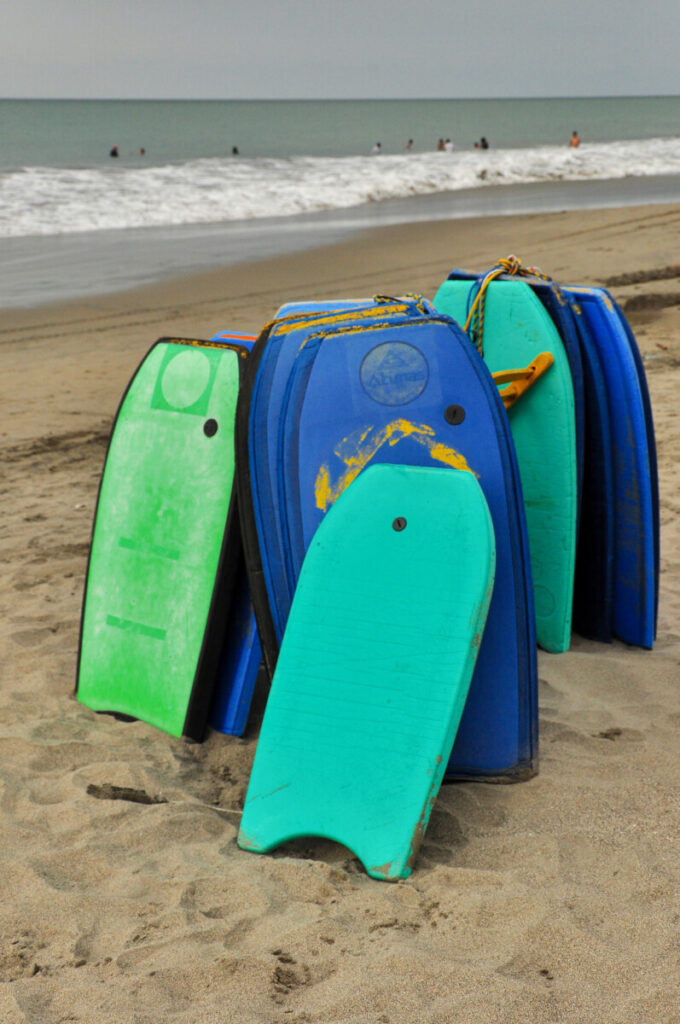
[1,204,679,1023]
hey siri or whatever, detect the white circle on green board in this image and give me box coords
[161,349,212,409]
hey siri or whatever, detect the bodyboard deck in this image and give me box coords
[565,297,616,642]
[236,298,434,676]
[610,299,660,639]
[270,315,536,780]
[76,338,247,739]
[238,464,495,880]
[208,559,263,736]
[433,277,578,654]
[565,287,656,649]
[206,331,264,737]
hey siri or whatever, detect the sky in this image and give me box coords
[2,0,680,100]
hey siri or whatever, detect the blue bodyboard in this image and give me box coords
[208,559,262,735]
[207,331,263,736]
[236,299,434,677]
[564,287,656,648]
[276,297,438,318]
[270,314,537,780]
[561,298,616,642]
[610,300,660,638]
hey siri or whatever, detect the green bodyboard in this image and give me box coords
[238,463,495,880]
[77,339,243,739]
[433,280,577,653]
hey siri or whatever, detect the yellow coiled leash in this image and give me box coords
[463,255,556,408]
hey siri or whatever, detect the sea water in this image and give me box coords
[2,96,680,306]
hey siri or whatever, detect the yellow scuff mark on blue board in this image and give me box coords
[424,439,475,471]
[315,419,477,511]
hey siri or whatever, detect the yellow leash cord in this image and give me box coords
[463,255,553,357]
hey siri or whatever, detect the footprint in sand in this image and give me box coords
[270,951,312,1004]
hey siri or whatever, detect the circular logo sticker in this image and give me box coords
[360,342,429,406]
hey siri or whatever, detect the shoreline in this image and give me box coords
[5,174,680,310]
[4,202,680,446]
[2,204,679,1022]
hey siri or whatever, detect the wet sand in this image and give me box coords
[1,205,679,1023]
[7,173,680,310]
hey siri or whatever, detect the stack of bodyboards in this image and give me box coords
[433,267,658,651]
[75,264,658,880]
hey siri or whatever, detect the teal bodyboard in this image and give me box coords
[433,279,577,653]
[77,338,244,739]
[238,463,495,880]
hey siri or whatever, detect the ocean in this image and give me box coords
[3,96,680,307]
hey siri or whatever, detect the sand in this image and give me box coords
[1,204,679,1024]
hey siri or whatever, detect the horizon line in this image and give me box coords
[3,92,680,103]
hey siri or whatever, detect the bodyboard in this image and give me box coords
[565,297,616,641]
[277,299,388,317]
[276,297,438,318]
[238,463,495,880]
[610,300,660,638]
[275,315,537,779]
[433,277,578,653]
[203,330,264,736]
[208,559,263,735]
[438,270,586,489]
[211,332,257,347]
[508,279,613,643]
[236,298,433,678]
[76,338,246,739]
[564,288,656,648]
[525,281,585,504]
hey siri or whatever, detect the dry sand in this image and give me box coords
[1,205,679,1023]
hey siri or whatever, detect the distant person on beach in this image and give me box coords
[232,146,239,155]
[109,145,119,158]
[437,138,445,151]
[371,141,382,154]
[474,136,489,150]
[444,138,454,153]
[139,147,146,156]
[405,139,413,151]
[570,130,581,148]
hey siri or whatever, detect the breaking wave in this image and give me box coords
[3,136,680,238]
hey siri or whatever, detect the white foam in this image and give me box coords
[3,137,680,238]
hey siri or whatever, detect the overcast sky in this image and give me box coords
[3,0,680,100]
